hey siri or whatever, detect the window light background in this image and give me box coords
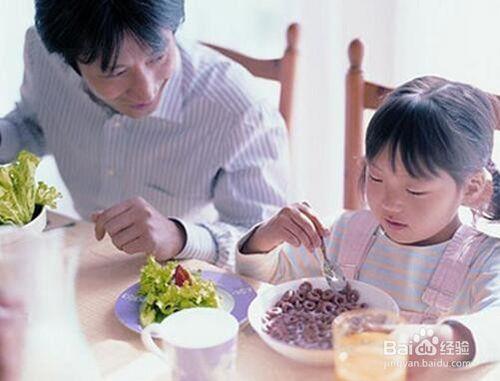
[1,0,499,227]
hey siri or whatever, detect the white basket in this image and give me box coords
[0,206,47,245]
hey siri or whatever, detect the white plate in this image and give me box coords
[247,277,399,366]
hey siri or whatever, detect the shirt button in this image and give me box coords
[107,168,115,176]
[114,121,121,128]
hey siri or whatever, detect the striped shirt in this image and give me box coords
[0,27,290,269]
[237,210,500,366]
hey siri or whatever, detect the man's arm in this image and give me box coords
[0,108,46,163]
[0,27,46,163]
[89,104,289,271]
[175,104,290,270]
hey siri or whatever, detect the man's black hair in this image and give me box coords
[35,0,185,72]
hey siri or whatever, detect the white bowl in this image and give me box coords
[247,277,399,366]
[0,206,47,245]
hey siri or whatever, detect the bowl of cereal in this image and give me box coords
[247,277,399,366]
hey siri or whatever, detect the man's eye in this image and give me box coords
[368,174,382,183]
[406,189,427,196]
[151,54,165,64]
[106,70,125,78]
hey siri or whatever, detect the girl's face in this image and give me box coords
[77,30,176,119]
[366,147,465,246]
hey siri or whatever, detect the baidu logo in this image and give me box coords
[413,328,439,356]
[384,327,469,358]
[384,328,439,356]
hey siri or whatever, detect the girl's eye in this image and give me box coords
[368,174,383,183]
[406,189,427,196]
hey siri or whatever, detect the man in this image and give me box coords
[0,0,289,269]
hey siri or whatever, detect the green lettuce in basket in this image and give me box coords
[138,256,220,327]
[0,150,61,226]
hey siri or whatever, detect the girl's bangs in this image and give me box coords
[367,98,452,180]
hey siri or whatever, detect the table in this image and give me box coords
[36,216,500,380]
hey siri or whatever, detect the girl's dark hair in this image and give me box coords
[363,76,500,221]
[35,0,185,72]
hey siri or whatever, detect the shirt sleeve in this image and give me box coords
[439,242,500,367]
[235,211,352,283]
[174,103,290,271]
[0,27,46,163]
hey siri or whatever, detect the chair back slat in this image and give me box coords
[364,82,392,110]
[344,38,499,211]
[202,23,300,131]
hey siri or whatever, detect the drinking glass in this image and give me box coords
[333,308,407,381]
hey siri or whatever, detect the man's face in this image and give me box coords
[366,147,464,246]
[77,30,176,118]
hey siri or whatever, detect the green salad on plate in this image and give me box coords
[138,256,220,327]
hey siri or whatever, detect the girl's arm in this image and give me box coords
[235,202,331,284]
[240,202,328,254]
[436,243,500,367]
[393,322,475,368]
[402,243,500,369]
[236,206,354,284]
[236,227,325,284]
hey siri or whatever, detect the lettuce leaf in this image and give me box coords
[35,181,60,209]
[138,256,220,326]
[0,150,61,225]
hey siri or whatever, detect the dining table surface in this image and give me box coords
[33,212,500,381]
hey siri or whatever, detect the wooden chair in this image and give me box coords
[202,23,300,132]
[344,39,497,211]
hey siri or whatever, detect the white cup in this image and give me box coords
[141,307,239,381]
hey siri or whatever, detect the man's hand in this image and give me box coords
[91,197,187,261]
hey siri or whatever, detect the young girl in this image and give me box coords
[237,76,500,368]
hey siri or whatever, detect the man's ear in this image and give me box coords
[462,171,487,206]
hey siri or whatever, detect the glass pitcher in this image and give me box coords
[0,230,101,381]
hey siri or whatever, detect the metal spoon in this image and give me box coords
[319,237,347,292]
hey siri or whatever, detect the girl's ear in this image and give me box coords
[462,171,488,207]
